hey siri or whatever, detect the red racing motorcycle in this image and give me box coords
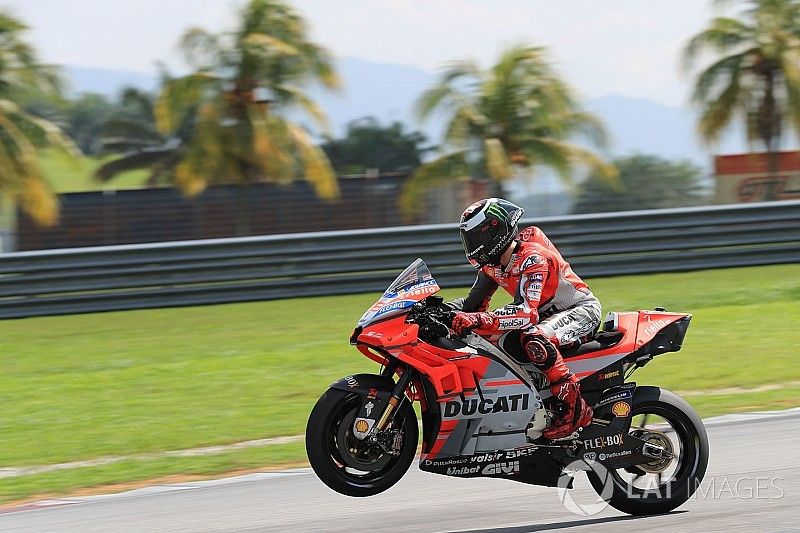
[306,259,709,515]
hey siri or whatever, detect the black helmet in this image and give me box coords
[459,198,524,268]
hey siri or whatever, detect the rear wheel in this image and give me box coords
[306,388,418,497]
[587,386,709,515]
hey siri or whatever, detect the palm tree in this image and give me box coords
[402,44,616,219]
[684,0,800,190]
[0,11,77,226]
[96,0,341,231]
[99,88,164,157]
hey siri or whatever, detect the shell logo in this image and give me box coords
[611,401,631,417]
[354,419,370,433]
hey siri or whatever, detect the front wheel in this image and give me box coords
[306,387,418,497]
[587,386,709,515]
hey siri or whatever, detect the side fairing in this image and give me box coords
[422,357,543,460]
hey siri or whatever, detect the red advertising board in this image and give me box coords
[715,151,800,203]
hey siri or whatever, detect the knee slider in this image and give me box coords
[524,335,558,368]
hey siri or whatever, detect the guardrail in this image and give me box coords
[1,200,799,319]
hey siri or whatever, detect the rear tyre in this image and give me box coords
[587,386,709,515]
[306,387,418,497]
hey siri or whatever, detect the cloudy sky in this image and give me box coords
[4,0,719,107]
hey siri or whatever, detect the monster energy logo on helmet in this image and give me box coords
[485,202,509,222]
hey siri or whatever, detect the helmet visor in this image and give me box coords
[459,225,497,268]
[460,230,482,268]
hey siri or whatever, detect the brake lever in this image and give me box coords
[405,301,428,323]
[433,309,459,339]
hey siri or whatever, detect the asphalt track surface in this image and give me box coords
[2,409,799,532]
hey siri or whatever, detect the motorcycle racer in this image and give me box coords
[448,198,600,440]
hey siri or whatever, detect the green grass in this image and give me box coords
[684,384,800,418]
[0,442,305,504]
[0,263,798,503]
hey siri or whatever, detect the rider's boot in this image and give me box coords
[523,335,593,440]
[544,380,593,440]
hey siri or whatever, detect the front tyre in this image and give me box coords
[306,388,418,497]
[587,386,709,515]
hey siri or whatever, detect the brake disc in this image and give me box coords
[336,408,392,471]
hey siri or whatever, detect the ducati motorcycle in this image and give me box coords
[306,259,709,515]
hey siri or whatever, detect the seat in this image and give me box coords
[454,327,625,363]
[561,330,624,358]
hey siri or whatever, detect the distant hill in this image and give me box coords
[64,66,158,97]
[307,57,440,138]
[64,58,768,169]
[584,95,751,168]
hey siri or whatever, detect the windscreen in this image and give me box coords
[357,259,440,327]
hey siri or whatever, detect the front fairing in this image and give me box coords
[357,259,440,328]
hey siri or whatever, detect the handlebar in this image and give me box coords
[405,296,453,340]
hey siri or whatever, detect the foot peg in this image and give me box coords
[549,427,583,442]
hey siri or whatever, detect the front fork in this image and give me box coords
[375,361,413,432]
[342,360,414,447]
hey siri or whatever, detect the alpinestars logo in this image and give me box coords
[520,257,543,272]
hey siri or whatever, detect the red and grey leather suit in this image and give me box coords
[449,226,601,365]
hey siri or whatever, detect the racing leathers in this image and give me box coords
[449,226,601,440]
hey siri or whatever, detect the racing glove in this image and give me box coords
[451,311,497,335]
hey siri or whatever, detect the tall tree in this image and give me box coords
[96,0,341,225]
[572,155,707,214]
[22,88,160,156]
[63,93,113,155]
[321,117,432,174]
[99,87,164,158]
[684,0,800,188]
[402,44,616,219]
[0,11,77,226]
